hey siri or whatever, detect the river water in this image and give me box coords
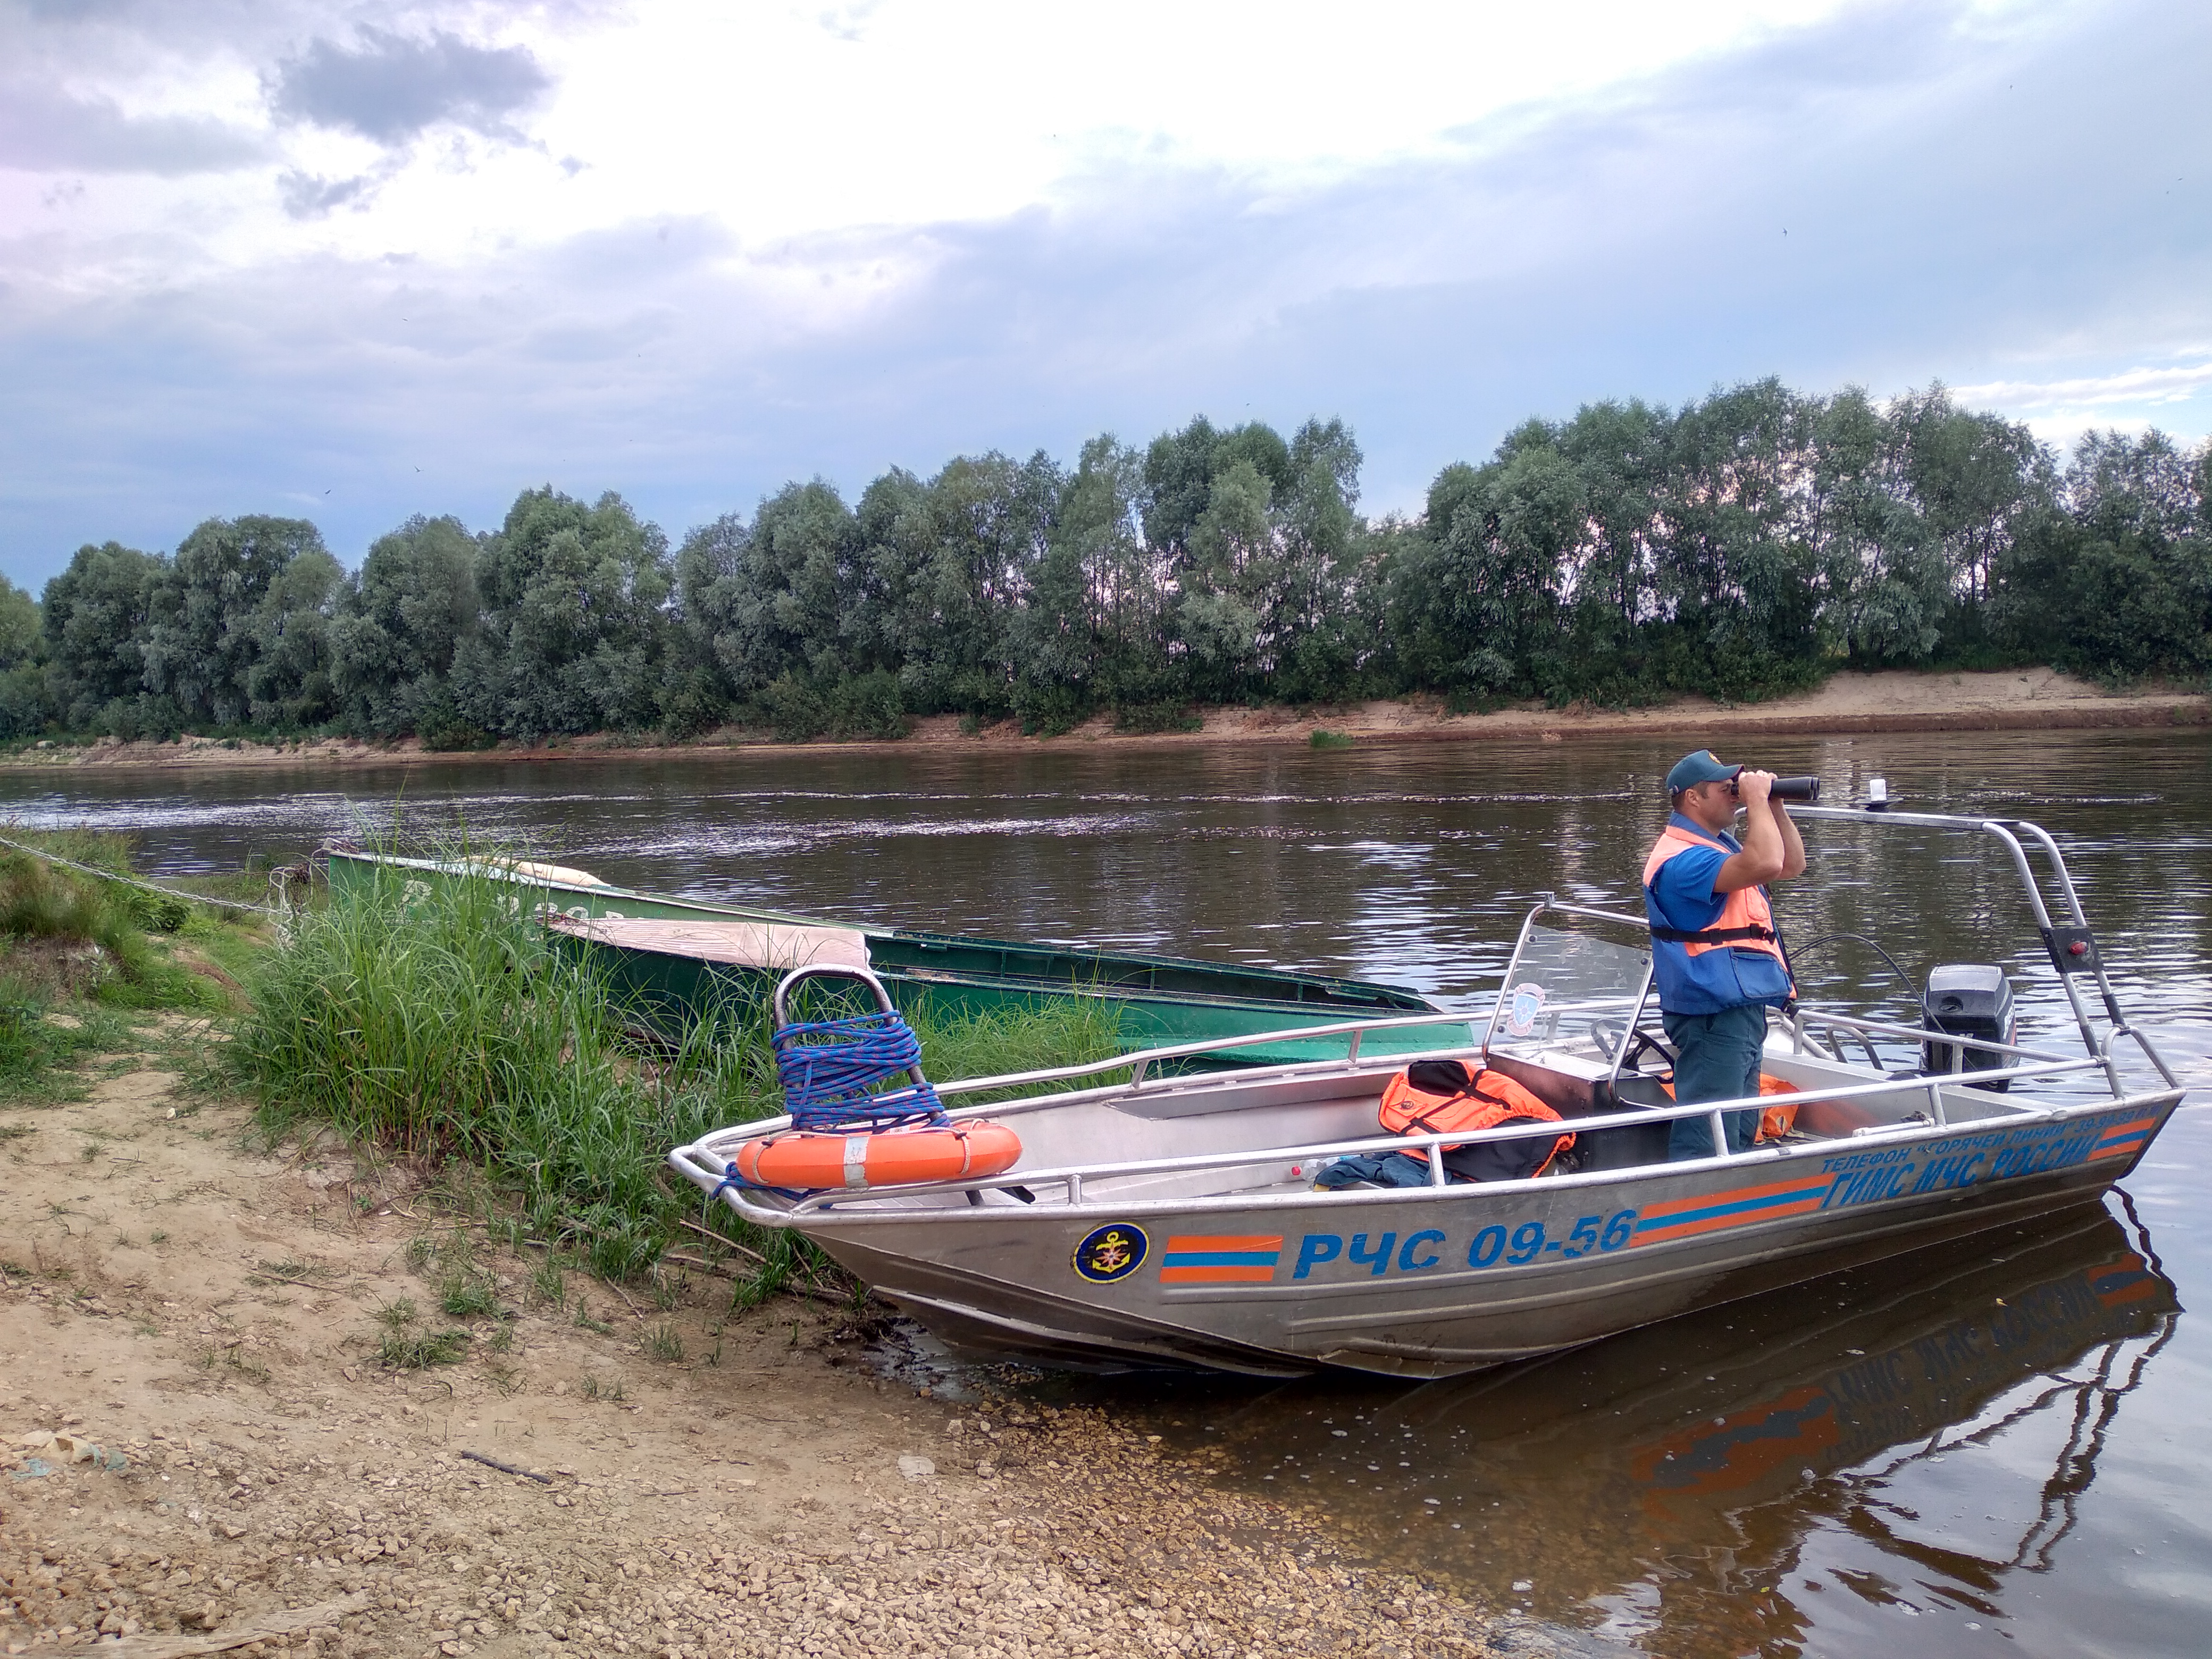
[4,727,2207,1658]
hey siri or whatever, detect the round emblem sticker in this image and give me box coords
[1503,982,1546,1037]
[1073,1224,1148,1285]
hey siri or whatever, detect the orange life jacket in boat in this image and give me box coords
[1378,1059,1575,1182]
[1658,1073,1800,1142]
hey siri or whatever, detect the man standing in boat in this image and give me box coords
[1644,751,1805,1160]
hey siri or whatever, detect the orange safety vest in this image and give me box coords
[1378,1060,1574,1178]
[1642,820,1795,1014]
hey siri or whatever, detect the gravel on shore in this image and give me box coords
[3,1398,1530,1658]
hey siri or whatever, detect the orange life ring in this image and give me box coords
[736,1121,1023,1191]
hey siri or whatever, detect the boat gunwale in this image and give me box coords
[673,1063,2169,1229]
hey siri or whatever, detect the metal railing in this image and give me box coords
[671,1046,2138,1219]
[916,1006,1485,1105]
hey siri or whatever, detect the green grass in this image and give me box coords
[0,989,140,1104]
[0,831,267,1101]
[438,1268,500,1320]
[376,1328,469,1369]
[1308,728,1355,750]
[230,844,1128,1297]
[530,1258,567,1310]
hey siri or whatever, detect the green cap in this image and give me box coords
[1666,750,1740,793]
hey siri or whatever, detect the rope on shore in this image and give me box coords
[0,832,292,921]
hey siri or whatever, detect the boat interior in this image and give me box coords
[675,807,2186,1224]
[682,909,2132,1221]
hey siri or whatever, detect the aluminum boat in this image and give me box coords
[668,806,2185,1378]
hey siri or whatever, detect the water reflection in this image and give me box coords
[1131,1201,2177,1657]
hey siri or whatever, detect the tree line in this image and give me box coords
[6,378,2208,748]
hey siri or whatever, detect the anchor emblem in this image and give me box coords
[1073,1224,1148,1284]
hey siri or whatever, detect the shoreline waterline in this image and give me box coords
[1,666,2202,773]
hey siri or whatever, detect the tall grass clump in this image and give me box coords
[0,837,214,1034]
[903,993,1128,1102]
[231,850,1133,1288]
[0,848,158,975]
[233,855,681,1275]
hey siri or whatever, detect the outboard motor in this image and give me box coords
[1921,964,2017,1090]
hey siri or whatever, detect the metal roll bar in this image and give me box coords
[1790,805,2177,1090]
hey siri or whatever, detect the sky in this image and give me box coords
[1,0,2208,587]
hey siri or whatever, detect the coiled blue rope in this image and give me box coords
[770,1010,946,1133]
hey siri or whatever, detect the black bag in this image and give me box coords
[1435,1134,1563,1184]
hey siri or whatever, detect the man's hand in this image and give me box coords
[1763,773,1807,878]
[1714,770,1785,892]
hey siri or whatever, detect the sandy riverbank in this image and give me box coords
[3,669,2200,774]
[1,1024,1531,1658]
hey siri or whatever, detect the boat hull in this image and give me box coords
[750,1095,2176,1378]
[327,848,1463,1062]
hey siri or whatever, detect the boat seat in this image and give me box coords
[1484,1047,1674,1172]
[1483,1047,1621,1117]
[547,914,872,972]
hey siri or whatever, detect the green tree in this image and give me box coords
[681,480,858,702]
[1992,431,2210,678]
[1556,399,1670,632]
[1143,418,1294,582]
[40,541,164,732]
[142,516,325,726]
[1268,419,1368,703]
[1890,384,2042,608]
[1804,388,1943,664]
[870,453,1061,716]
[1177,458,1272,701]
[0,576,51,738]
[330,515,483,738]
[455,489,673,736]
[1030,435,1174,713]
[1654,381,1823,697]
[244,546,345,728]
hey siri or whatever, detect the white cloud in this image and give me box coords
[1950,356,2212,459]
[1951,357,2212,409]
[4,1,1870,287]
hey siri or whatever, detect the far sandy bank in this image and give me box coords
[4,668,2201,773]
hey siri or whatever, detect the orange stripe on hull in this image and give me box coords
[1638,1195,1829,1243]
[1637,1176,1833,1224]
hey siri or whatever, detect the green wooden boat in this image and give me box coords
[320,847,1467,1064]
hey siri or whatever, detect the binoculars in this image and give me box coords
[1728,773,1821,803]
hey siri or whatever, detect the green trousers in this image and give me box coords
[1663,1004,1769,1160]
